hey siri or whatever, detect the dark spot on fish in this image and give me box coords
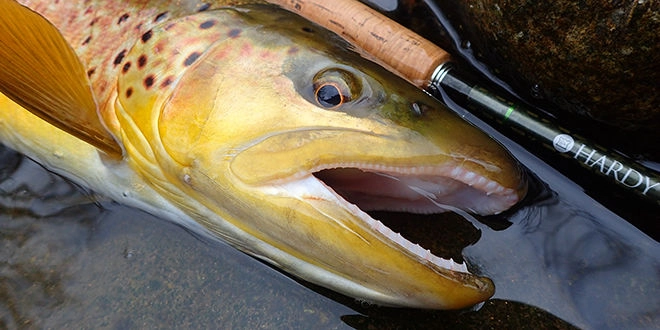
[82,35,92,46]
[184,52,201,67]
[138,55,147,69]
[86,67,96,77]
[199,20,215,29]
[288,46,299,55]
[141,30,153,43]
[89,17,99,26]
[161,76,174,88]
[154,11,168,23]
[114,49,127,66]
[198,3,211,12]
[122,62,131,73]
[144,75,155,89]
[126,87,133,98]
[118,13,129,25]
[301,26,314,33]
[228,28,241,39]
[164,23,176,31]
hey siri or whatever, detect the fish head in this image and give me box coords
[116,5,526,309]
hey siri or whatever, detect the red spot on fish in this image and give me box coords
[126,87,133,98]
[117,13,129,25]
[260,51,275,60]
[89,17,99,26]
[153,41,165,54]
[288,46,299,55]
[213,46,230,61]
[164,23,176,31]
[113,49,127,66]
[68,13,77,25]
[138,55,147,69]
[228,28,241,39]
[84,6,93,15]
[144,75,155,89]
[122,62,131,73]
[241,43,253,57]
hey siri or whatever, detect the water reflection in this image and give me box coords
[458,127,660,329]
[466,192,659,329]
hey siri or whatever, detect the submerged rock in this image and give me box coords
[372,0,659,158]
[437,0,658,156]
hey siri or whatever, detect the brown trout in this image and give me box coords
[0,0,526,309]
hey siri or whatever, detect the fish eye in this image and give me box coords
[312,68,361,109]
[315,83,344,108]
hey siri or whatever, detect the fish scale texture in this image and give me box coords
[17,0,262,132]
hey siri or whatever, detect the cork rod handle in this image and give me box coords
[266,0,451,88]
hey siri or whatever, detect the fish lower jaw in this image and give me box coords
[266,173,476,274]
[246,162,511,307]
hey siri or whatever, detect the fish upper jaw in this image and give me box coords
[228,126,525,216]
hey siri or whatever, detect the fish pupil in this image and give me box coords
[316,84,342,108]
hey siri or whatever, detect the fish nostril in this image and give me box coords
[411,102,431,117]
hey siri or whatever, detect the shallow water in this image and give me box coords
[2,1,660,329]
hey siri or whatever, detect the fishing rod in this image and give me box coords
[267,0,660,207]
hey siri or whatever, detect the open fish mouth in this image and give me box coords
[215,122,524,308]
[314,164,521,216]
[288,162,523,274]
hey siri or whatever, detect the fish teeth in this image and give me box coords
[310,162,514,200]
[294,174,473,273]
[369,217,469,273]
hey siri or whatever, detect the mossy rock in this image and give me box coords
[439,0,658,154]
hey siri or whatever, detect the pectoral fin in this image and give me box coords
[0,0,122,157]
